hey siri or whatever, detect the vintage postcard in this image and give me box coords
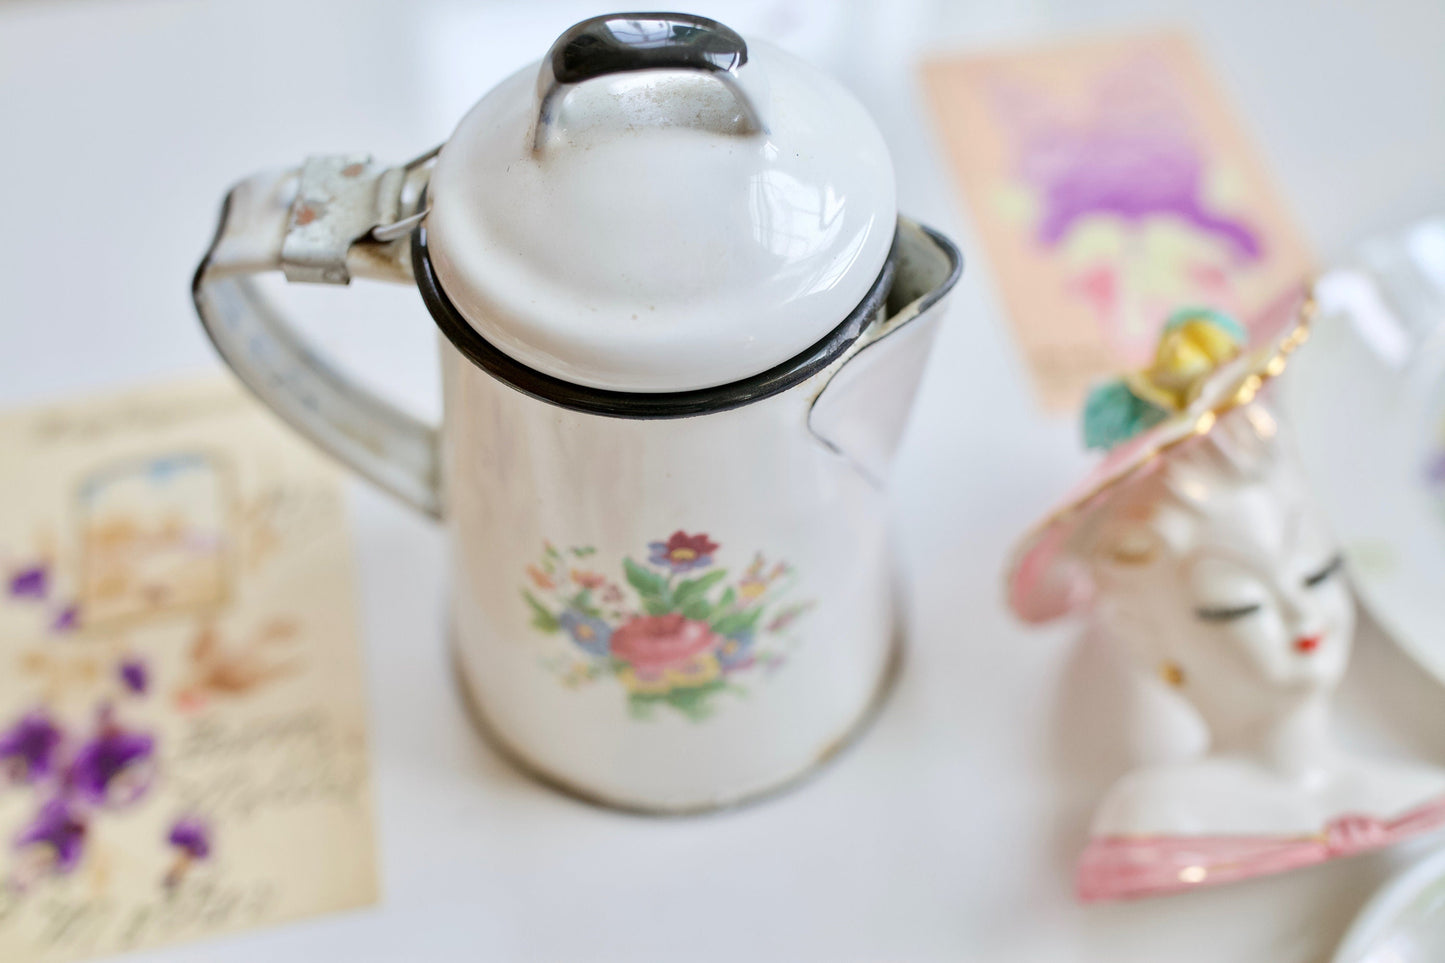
[922,32,1313,409]
[0,377,377,961]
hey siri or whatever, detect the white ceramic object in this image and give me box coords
[1333,843,1445,963]
[1008,299,1445,900]
[1285,235,1445,688]
[1084,405,1445,838]
[191,13,961,813]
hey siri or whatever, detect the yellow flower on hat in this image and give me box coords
[1124,309,1246,413]
[1084,308,1247,451]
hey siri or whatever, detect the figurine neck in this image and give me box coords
[1193,689,1338,777]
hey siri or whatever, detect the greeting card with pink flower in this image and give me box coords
[922,32,1313,410]
[0,377,376,962]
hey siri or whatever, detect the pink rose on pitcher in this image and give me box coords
[610,614,718,672]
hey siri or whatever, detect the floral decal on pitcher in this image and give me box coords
[522,532,812,722]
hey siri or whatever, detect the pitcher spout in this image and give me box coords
[808,219,963,483]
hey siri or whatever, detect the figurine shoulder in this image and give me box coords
[1091,756,1445,837]
[1339,757,1445,816]
[1088,759,1299,836]
[1090,764,1217,836]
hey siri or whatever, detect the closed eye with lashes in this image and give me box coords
[1194,601,1262,622]
[1193,555,1344,622]
[1304,554,1344,588]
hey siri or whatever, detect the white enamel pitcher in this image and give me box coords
[193,13,961,813]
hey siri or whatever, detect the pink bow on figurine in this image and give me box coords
[1077,796,1445,901]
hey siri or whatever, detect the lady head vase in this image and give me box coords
[1009,292,1445,901]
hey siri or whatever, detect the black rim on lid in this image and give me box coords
[411,213,898,420]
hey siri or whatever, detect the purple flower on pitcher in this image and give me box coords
[69,708,155,808]
[8,564,48,600]
[14,797,87,873]
[0,710,64,784]
[647,531,719,573]
[559,609,612,657]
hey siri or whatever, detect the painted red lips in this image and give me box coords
[1294,635,1322,654]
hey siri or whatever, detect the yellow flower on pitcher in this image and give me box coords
[617,665,675,695]
[665,654,721,688]
[739,579,768,602]
[617,656,720,695]
[738,553,790,602]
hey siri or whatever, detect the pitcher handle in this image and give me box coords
[192,153,443,518]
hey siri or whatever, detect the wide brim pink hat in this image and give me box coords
[1006,284,1317,624]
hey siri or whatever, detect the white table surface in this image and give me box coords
[3,0,1445,960]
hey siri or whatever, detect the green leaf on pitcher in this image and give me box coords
[663,679,727,720]
[680,596,713,621]
[623,557,668,599]
[710,587,736,619]
[523,591,560,632]
[712,607,761,638]
[673,569,727,606]
[567,590,603,619]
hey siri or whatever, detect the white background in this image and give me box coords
[2,0,1445,960]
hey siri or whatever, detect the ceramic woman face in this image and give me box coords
[1090,406,1354,706]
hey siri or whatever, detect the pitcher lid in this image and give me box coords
[423,14,897,393]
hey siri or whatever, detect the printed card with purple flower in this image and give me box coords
[0,377,376,962]
[921,32,1313,409]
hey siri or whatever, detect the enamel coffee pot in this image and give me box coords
[193,13,961,813]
